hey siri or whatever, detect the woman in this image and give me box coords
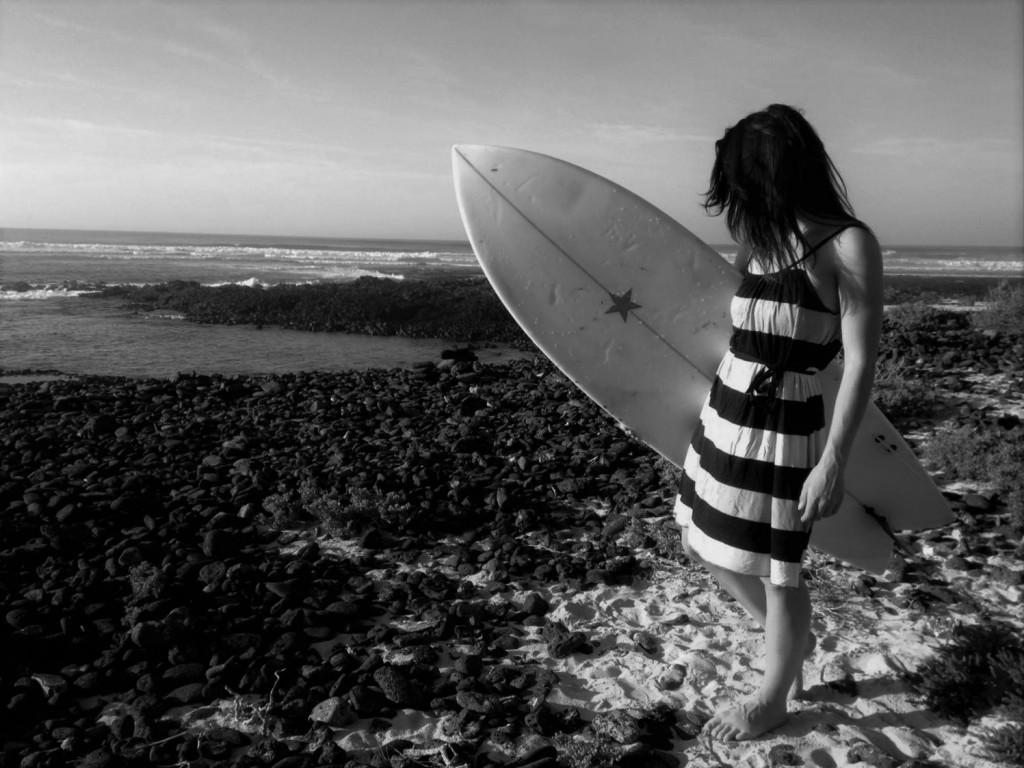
[676,104,883,740]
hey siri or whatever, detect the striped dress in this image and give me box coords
[674,232,848,587]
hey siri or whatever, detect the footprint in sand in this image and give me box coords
[673,651,721,688]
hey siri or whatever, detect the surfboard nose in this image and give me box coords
[452,144,493,168]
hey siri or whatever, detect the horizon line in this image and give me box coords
[2,225,1023,251]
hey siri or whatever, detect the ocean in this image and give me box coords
[2,228,1022,379]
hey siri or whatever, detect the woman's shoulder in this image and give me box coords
[733,243,753,273]
[805,218,878,254]
[820,222,882,281]
[830,222,880,258]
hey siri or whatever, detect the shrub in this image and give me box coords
[924,423,1024,531]
[973,280,1024,337]
[883,302,948,335]
[981,646,1024,764]
[261,480,422,536]
[872,356,939,420]
[123,562,169,627]
[335,486,419,534]
[907,621,1023,722]
[907,621,1024,761]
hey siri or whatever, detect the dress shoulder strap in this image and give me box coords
[794,223,861,266]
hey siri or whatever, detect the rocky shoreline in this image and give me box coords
[86,278,533,348]
[80,275,1022,345]
[2,298,1023,767]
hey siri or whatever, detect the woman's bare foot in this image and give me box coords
[705,696,788,741]
[790,630,818,700]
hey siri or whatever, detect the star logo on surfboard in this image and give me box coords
[605,288,642,322]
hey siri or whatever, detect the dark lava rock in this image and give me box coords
[547,630,588,659]
[632,631,659,655]
[347,683,387,717]
[166,682,205,704]
[453,654,483,677]
[128,621,169,650]
[83,414,118,436]
[455,690,502,715]
[845,741,899,767]
[202,529,237,557]
[522,592,550,616]
[309,696,354,726]
[768,743,802,766]
[372,665,422,707]
[163,662,205,685]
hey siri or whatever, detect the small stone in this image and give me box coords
[656,664,687,691]
[522,592,549,616]
[31,673,67,697]
[83,414,118,436]
[162,663,205,685]
[309,696,354,726]
[547,630,588,659]
[372,665,421,707]
[202,529,235,557]
[632,631,659,655]
[601,515,630,539]
[962,493,992,511]
[845,741,899,768]
[768,743,802,766]
[6,608,34,628]
[453,654,483,676]
[455,690,502,715]
[166,682,205,704]
[261,380,283,395]
[347,684,385,717]
[129,621,168,649]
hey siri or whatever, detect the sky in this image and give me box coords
[1,0,1021,246]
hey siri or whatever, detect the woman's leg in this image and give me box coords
[681,528,814,690]
[681,528,769,626]
[706,578,812,741]
[762,580,812,703]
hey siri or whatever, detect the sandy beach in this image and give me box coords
[2,282,1022,768]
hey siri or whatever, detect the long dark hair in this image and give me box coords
[703,104,857,272]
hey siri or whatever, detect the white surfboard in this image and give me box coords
[452,144,953,574]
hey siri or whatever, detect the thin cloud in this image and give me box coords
[590,123,714,145]
[851,136,1020,162]
[4,116,363,168]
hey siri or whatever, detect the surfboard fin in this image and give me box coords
[862,505,911,556]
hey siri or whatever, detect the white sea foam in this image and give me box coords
[0,269,407,301]
[3,240,474,265]
[0,287,102,300]
[885,258,1023,275]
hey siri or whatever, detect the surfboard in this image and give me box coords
[452,144,953,574]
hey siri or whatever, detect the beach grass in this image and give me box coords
[972,280,1024,337]
[907,621,1024,762]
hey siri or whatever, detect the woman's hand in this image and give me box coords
[798,456,845,524]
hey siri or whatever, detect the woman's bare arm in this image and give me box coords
[799,227,884,524]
